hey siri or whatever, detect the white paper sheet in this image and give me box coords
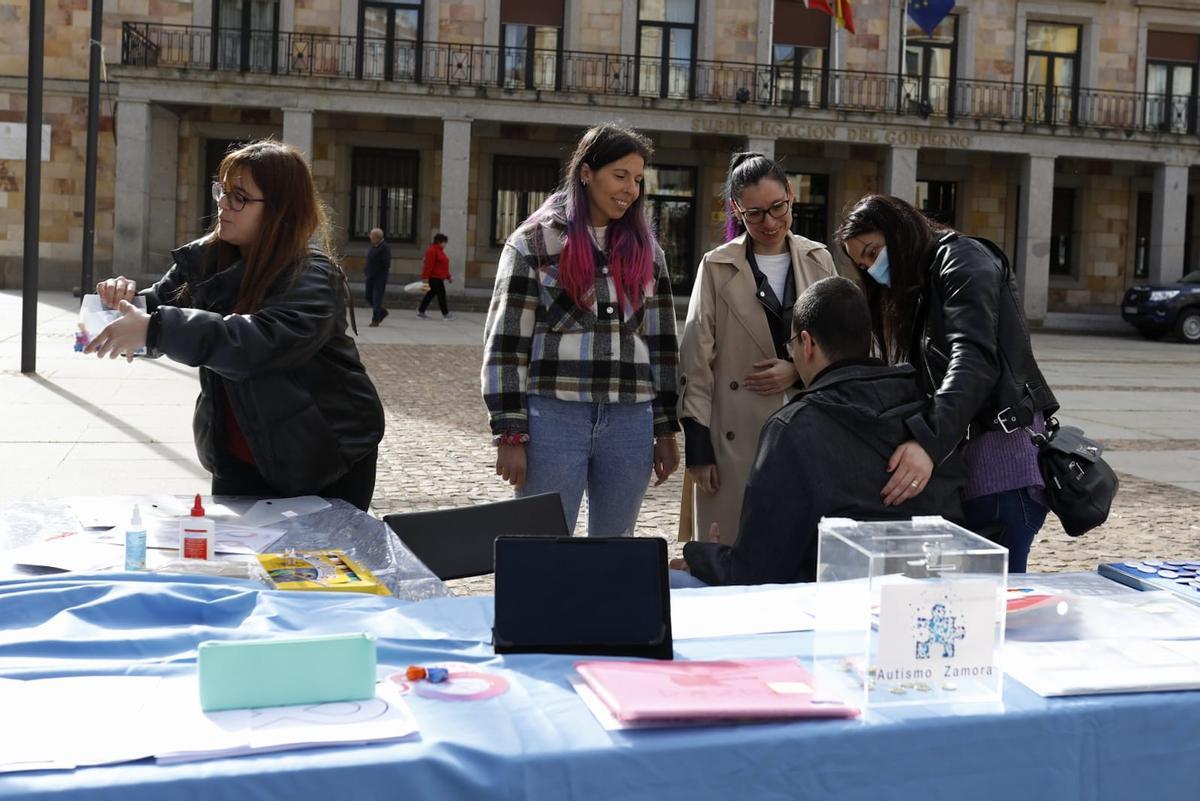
[69,495,185,530]
[154,679,419,764]
[670,586,815,640]
[238,496,332,528]
[1005,638,1200,696]
[0,676,164,772]
[95,520,285,555]
[78,294,147,356]
[0,676,418,773]
[5,533,124,572]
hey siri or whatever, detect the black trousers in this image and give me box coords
[418,278,449,315]
[364,271,388,323]
[211,448,378,512]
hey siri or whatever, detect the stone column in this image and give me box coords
[882,145,917,202]
[113,99,152,280]
[440,117,471,296]
[484,0,500,48]
[282,108,314,163]
[1150,163,1188,285]
[886,0,904,75]
[147,107,180,274]
[563,0,582,51]
[1016,154,1054,324]
[620,1,636,60]
[745,136,775,161]
[697,0,715,61]
[756,0,773,66]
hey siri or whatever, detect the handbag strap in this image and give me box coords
[1026,416,1058,447]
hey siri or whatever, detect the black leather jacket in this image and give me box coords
[140,239,385,495]
[905,233,1058,465]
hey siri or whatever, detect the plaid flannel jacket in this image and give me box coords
[482,212,680,438]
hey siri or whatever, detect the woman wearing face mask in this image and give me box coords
[482,123,680,536]
[85,140,385,510]
[833,194,1057,572]
[676,153,835,545]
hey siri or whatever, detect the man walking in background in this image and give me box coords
[365,227,391,328]
[418,233,455,321]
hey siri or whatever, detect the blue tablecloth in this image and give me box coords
[1,573,1197,801]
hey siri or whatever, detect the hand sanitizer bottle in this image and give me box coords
[124,504,146,571]
[180,494,215,560]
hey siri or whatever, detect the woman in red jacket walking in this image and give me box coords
[418,233,455,320]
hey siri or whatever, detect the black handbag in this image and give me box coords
[1030,418,1119,537]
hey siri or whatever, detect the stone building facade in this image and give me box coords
[2,0,1200,321]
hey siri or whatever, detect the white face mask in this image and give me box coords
[866,247,891,287]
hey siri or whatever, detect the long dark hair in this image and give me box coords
[522,123,655,311]
[724,152,790,241]
[208,140,333,314]
[833,194,948,363]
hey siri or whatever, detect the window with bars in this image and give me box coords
[358,0,422,82]
[787,172,829,242]
[643,165,696,294]
[350,148,418,242]
[1050,186,1076,276]
[492,156,560,245]
[772,0,829,107]
[1146,31,1199,134]
[637,0,698,99]
[1024,22,1080,126]
[916,180,956,227]
[903,14,957,116]
[500,0,563,90]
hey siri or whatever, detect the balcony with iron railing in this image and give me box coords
[120,22,1200,139]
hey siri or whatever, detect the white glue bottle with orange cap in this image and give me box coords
[179,494,215,560]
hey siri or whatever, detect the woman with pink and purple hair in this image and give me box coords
[481,123,681,536]
[676,152,835,545]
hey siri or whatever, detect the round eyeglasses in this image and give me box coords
[211,181,265,212]
[735,198,791,226]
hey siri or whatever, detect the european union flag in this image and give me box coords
[907,0,955,36]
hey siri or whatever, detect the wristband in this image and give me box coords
[493,432,530,447]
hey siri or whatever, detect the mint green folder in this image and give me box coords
[197,633,377,711]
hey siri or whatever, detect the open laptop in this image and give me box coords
[492,536,673,660]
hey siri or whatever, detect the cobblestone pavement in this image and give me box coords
[361,343,1200,597]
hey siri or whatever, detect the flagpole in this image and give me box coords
[898,0,908,114]
[831,18,840,106]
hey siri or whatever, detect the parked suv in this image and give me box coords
[1121,270,1200,343]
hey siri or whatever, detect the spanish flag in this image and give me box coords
[808,0,856,34]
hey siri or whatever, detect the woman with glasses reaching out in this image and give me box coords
[676,152,835,545]
[85,140,384,510]
[482,123,680,536]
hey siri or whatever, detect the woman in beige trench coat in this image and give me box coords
[677,153,835,545]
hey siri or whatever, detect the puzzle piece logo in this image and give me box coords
[914,603,965,659]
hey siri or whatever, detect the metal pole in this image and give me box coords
[81,0,103,297]
[21,0,45,374]
[898,0,908,114]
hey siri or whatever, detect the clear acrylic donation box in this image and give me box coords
[813,516,1007,708]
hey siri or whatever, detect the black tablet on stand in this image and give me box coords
[492,536,673,660]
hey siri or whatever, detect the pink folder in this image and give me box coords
[573,658,859,722]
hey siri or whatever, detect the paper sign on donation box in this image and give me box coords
[813,516,1007,708]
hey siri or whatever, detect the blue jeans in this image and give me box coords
[519,395,653,537]
[669,569,709,589]
[962,488,1048,574]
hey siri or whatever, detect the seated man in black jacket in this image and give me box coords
[678,276,965,585]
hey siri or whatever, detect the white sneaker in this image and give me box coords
[441,314,456,321]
